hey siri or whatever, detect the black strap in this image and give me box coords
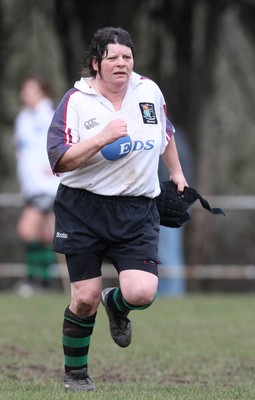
[183,187,225,216]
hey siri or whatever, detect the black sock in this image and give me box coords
[106,287,156,313]
[62,306,96,373]
[105,288,127,313]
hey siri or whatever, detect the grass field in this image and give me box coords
[0,292,255,399]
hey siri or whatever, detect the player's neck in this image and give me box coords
[91,79,127,111]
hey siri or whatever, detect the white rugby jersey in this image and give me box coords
[14,98,59,199]
[47,72,174,198]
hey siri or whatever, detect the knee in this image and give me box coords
[120,270,158,307]
[71,290,100,318]
[73,299,93,319]
[123,285,157,307]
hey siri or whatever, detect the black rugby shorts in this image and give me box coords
[53,184,160,282]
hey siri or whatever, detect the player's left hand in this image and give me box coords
[170,172,188,192]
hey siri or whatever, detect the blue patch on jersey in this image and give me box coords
[101,135,132,161]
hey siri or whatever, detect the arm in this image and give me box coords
[161,135,188,192]
[47,90,128,173]
[56,119,128,173]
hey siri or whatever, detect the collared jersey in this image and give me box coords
[47,72,174,198]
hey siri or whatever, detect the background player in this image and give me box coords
[14,76,59,295]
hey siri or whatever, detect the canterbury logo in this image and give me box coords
[84,118,99,129]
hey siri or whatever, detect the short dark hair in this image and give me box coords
[81,27,135,77]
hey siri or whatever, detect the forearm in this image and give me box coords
[55,135,106,173]
[161,136,183,175]
[161,136,188,191]
[55,118,128,173]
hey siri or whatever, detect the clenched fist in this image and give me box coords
[101,119,128,145]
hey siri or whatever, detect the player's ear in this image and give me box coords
[92,57,98,72]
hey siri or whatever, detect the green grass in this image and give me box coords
[0,292,255,399]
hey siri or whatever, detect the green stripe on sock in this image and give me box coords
[62,335,90,348]
[64,355,88,368]
[113,288,125,312]
[64,316,95,328]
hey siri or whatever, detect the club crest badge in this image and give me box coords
[139,102,158,124]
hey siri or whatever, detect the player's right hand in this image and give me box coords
[100,119,128,145]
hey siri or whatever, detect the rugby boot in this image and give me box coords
[64,367,96,392]
[101,287,132,348]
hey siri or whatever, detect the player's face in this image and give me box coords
[94,43,134,89]
[20,80,45,109]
